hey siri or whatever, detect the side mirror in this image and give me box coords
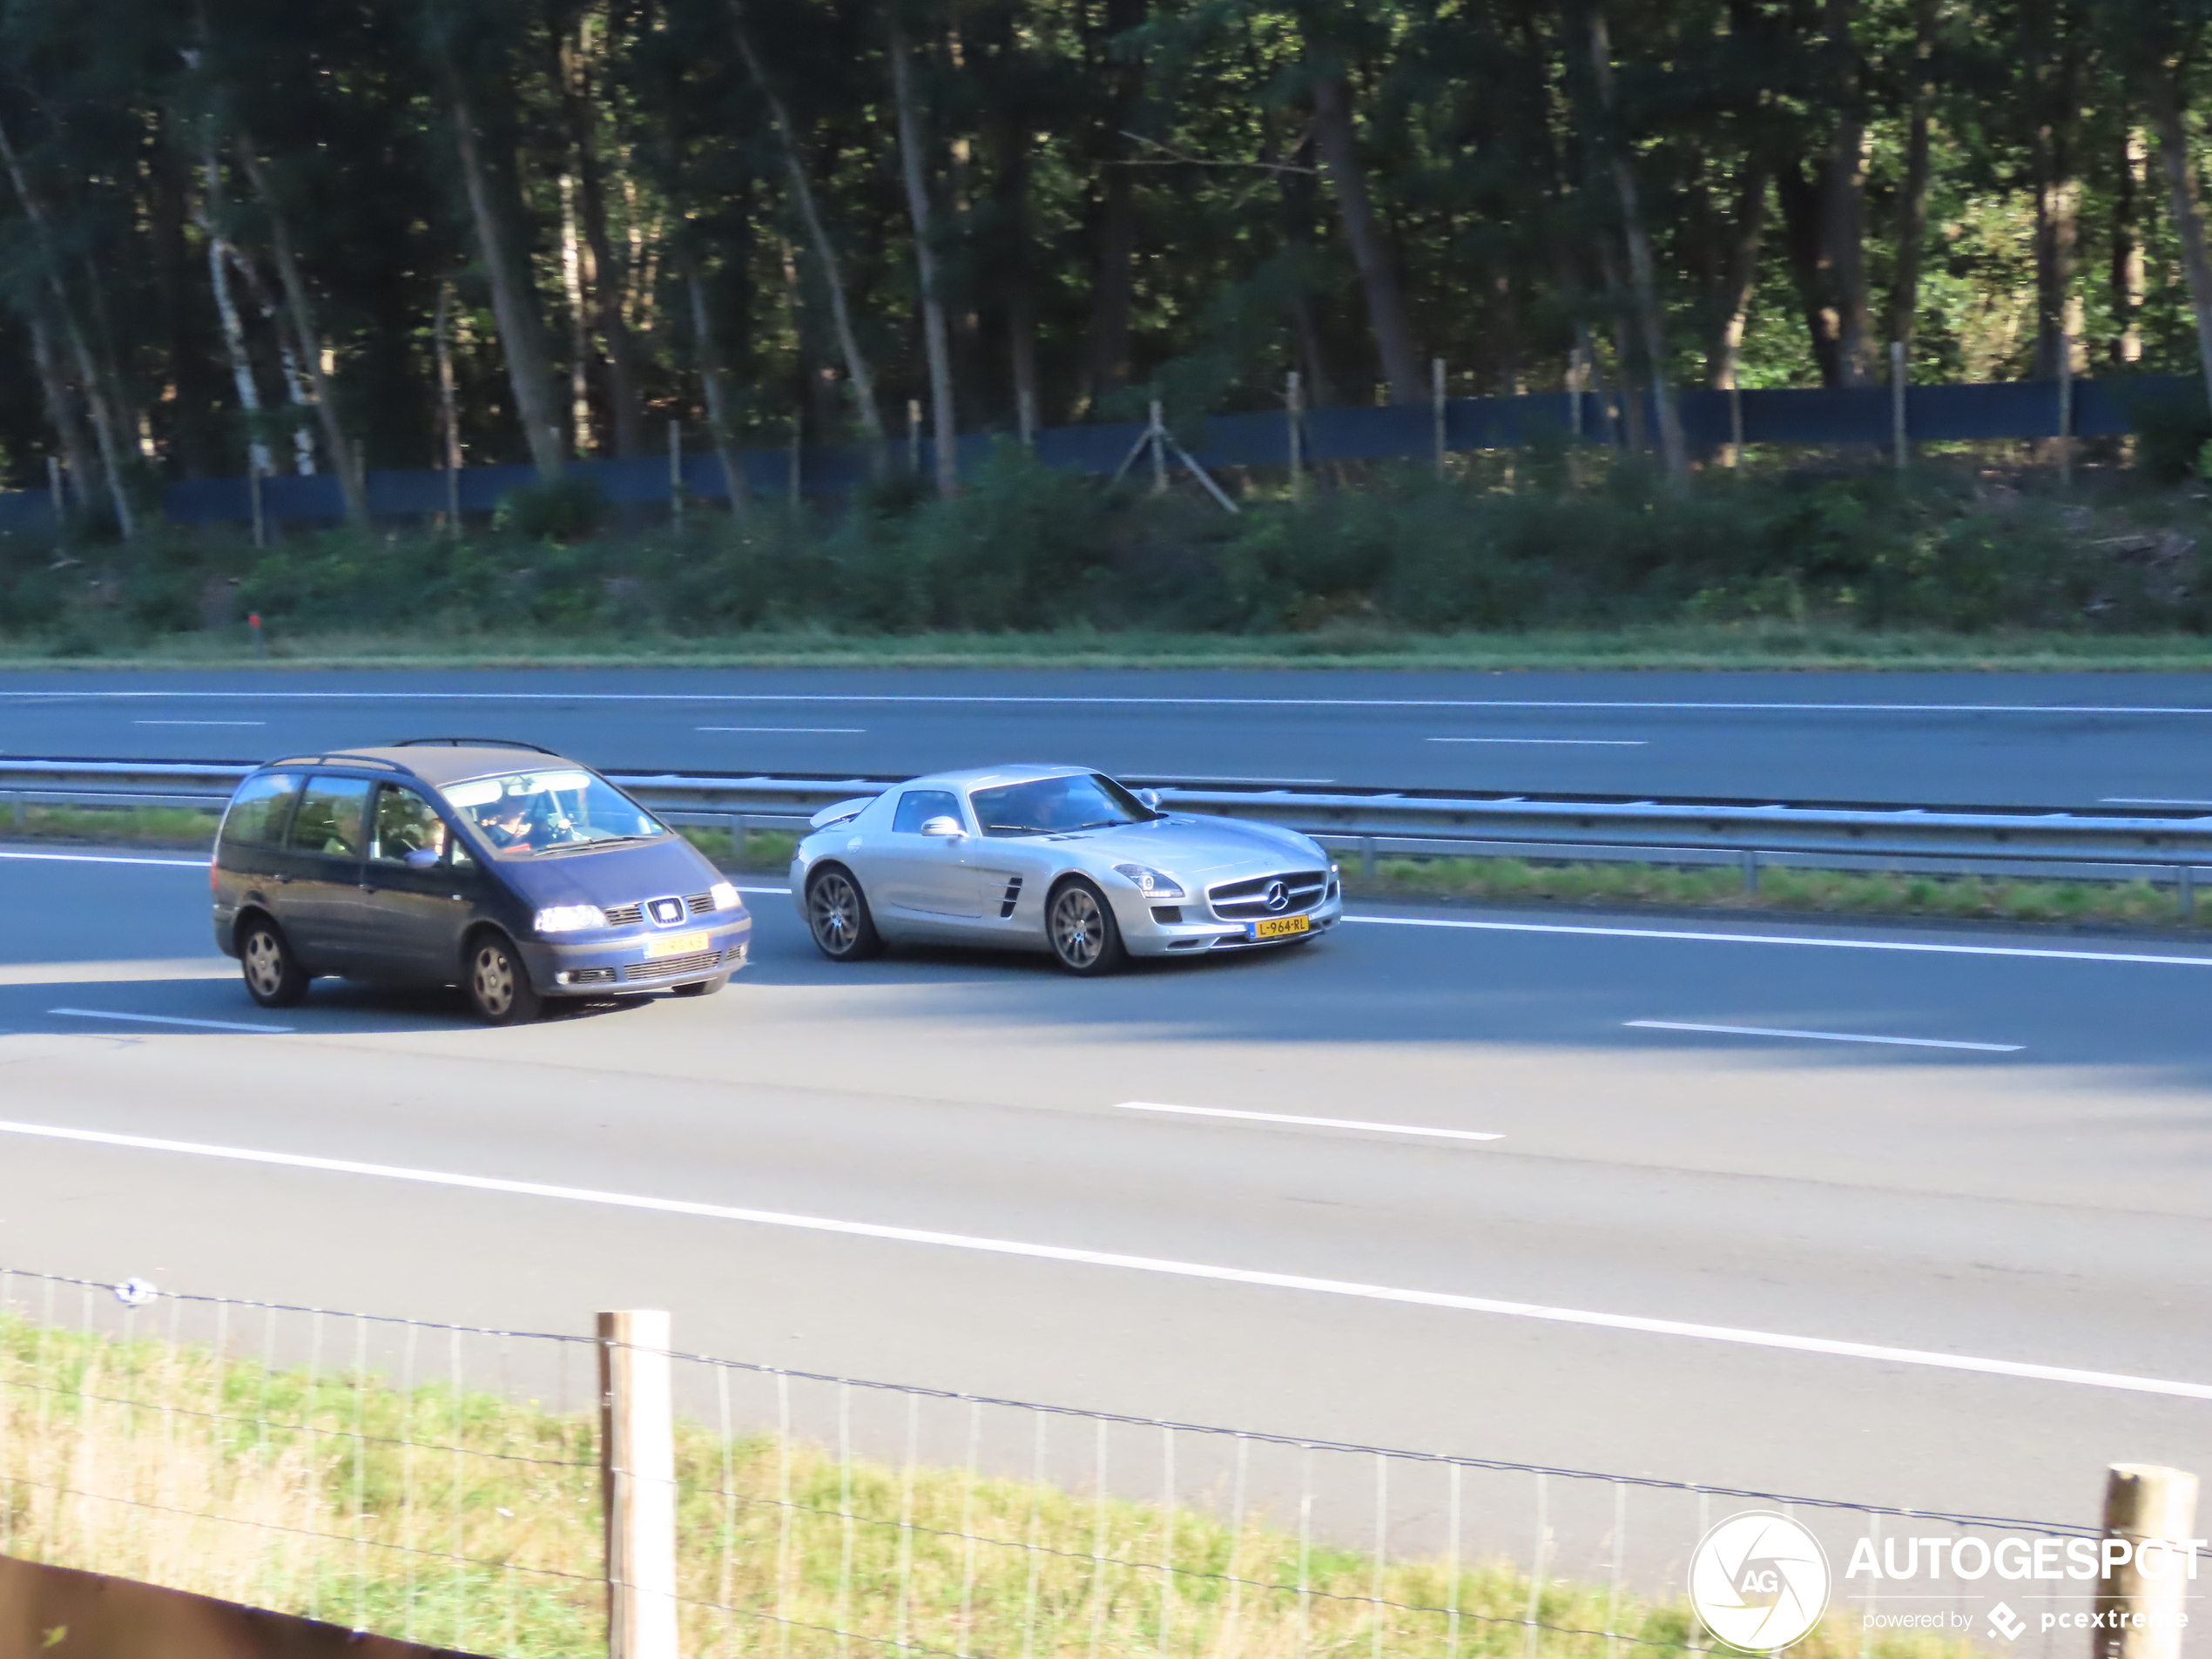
[919,815,966,839]
[1136,789,1163,811]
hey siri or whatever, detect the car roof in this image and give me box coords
[900,765,1093,792]
[266,745,586,788]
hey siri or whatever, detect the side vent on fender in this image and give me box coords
[999,876,1024,919]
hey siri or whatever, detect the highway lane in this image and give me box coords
[9,666,2212,804]
[0,847,2207,1561]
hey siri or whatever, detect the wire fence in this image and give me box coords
[0,1267,2107,1659]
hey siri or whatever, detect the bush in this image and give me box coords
[494,475,606,543]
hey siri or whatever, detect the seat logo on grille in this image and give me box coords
[647,897,685,926]
[1263,880,1291,912]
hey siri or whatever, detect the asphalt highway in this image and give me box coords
[1,842,2207,1573]
[9,666,2212,804]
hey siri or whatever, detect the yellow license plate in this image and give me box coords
[1252,915,1310,940]
[644,931,710,960]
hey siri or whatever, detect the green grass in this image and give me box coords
[13,624,2212,671]
[1348,855,2200,928]
[0,1311,1975,1659]
[0,802,222,847]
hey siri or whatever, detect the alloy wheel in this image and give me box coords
[1050,886,1106,969]
[811,873,859,951]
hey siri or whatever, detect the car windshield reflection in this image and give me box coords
[440,769,667,855]
[970,774,1158,838]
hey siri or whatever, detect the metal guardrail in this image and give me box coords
[6,757,2212,905]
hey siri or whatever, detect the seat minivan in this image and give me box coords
[211,740,751,1023]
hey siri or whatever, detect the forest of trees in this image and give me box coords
[10,0,2212,529]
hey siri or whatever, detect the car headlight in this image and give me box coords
[534,904,607,934]
[710,881,741,911]
[1113,863,1186,899]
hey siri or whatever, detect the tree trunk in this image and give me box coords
[0,112,136,536]
[25,307,99,509]
[2142,57,2212,407]
[446,86,566,478]
[1885,0,1937,354]
[727,0,886,450]
[199,157,271,478]
[2023,0,2080,381]
[1707,158,1767,389]
[1820,0,1875,386]
[560,17,646,458]
[233,141,369,525]
[1587,8,1687,486]
[890,17,960,497]
[687,272,746,510]
[1080,0,1146,411]
[225,246,317,473]
[435,281,463,472]
[2114,125,2147,365]
[1310,68,1424,404]
[1776,158,1842,386]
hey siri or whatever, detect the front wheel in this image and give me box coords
[239,919,309,1008]
[806,867,883,961]
[465,932,543,1025]
[1048,879,1127,975]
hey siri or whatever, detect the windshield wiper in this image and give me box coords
[536,833,655,854]
[985,823,1049,835]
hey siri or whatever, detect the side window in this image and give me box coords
[287,775,374,859]
[370,785,449,867]
[892,789,961,833]
[219,772,302,847]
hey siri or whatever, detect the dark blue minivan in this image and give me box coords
[211,740,751,1023]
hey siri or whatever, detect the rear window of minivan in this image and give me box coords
[220,772,303,846]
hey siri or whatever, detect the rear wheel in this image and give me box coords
[465,932,543,1025]
[239,919,309,1008]
[806,867,883,961]
[1048,879,1127,975]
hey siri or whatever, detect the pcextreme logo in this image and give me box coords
[1689,1512,1833,1653]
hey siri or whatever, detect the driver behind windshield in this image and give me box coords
[973,772,1157,837]
[442,769,665,853]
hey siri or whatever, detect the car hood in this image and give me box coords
[495,836,730,910]
[1024,813,1325,879]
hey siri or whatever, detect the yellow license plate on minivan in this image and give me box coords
[644,931,710,960]
[1252,915,1310,940]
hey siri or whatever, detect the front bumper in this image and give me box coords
[522,915,753,995]
[1115,885,1344,958]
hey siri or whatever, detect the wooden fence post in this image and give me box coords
[600,1309,678,1659]
[2094,1463,2200,1659]
[669,419,685,530]
[1432,357,1447,480]
[1891,341,1908,474]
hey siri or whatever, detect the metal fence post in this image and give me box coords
[2180,866,2195,923]
[1741,849,1759,895]
[1150,400,1167,495]
[2094,1463,2199,1659]
[669,419,685,530]
[599,1309,678,1659]
[1360,836,1377,880]
[2059,334,2075,490]
[1433,357,1447,480]
[1287,371,1305,506]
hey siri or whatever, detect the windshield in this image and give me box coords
[440,769,666,855]
[970,772,1158,837]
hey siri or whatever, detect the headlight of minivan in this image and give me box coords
[534,904,607,934]
[710,881,741,910]
[1113,863,1185,899]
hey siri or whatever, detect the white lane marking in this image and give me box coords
[2101,798,2212,807]
[1427,737,1646,746]
[1117,1101,1502,1141]
[0,1116,2202,1401]
[696,725,867,734]
[5,691,2212,715]
[132,719,266,726]
[1344,914,2212,968]
[49,1008,290,1035]
[1626,1020,2021,1053]
[0,851,208,868]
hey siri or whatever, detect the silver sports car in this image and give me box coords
[789,765,1343,974]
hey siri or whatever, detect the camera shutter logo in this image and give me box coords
[1689,1512,1831,1652]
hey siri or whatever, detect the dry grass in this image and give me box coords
[0,1314,1982,1659]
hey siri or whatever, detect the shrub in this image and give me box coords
[494,475,606,543]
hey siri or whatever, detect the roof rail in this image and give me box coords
[388,738,563,755]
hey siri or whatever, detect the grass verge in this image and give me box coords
[1345,855,2201,929]
[0,1312,1969,1659]
[13,624,2212,671]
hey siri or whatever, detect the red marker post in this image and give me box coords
[248,612,264,661]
